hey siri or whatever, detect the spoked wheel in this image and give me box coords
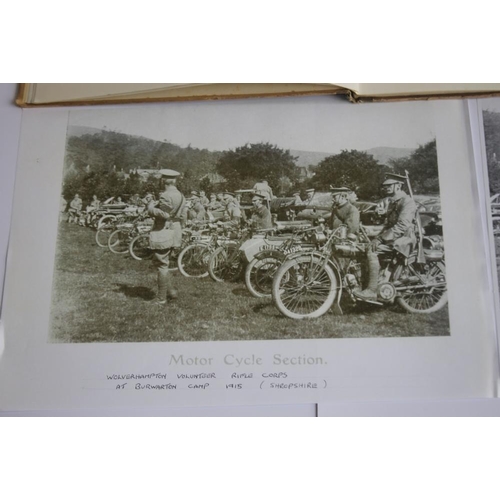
[245,256,282,298]
[108,229,131,254]
[129,233,152,261]
[95,224,115,248]
[178,244,211,278]
[208,243,242,283]
[393,259,447,313]
[97,215,116,229]
[272,255,338,319]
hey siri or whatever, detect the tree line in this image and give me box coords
[62,129,440,206]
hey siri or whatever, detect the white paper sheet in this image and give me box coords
[0,97,496,411]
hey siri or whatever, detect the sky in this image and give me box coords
[68,95,436,154]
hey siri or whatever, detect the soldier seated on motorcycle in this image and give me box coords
[354,173,418,301]
[329,187,360,238]
[68,194,83,223]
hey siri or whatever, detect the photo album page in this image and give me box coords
[0,96,497,410]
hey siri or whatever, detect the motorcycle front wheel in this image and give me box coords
[272,255,338,319]
[393,259,447,314]
[129,234,152,261]
[95,225,115,248]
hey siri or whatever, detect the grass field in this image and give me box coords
[49,223,450,343]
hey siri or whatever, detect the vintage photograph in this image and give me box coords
[482,99,500,288]
[49,97,449,343]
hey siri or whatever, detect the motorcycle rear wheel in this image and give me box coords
[272,255,338,319]
[177,243,211,278]
[108,229,131,254]
[208,242,241,283]
[394,260,447,314]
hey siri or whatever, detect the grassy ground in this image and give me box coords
[49,223,450,343]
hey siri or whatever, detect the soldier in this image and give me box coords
[207,193,221,210]
[223,192,242,227]
[250,194,273,230]
[129,193,141,206]
[329,187,360,238]
[295,188,315,208]
[68,194,82,223]
[252,179,274,202]
[292,192,302,205]
[147,169,186,305]
[199,190,209,207]
[354,173,418,301]
[189,192,207,222]
[86,194,101,225]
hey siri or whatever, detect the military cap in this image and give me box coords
[330,186,352,194]
[383,173,407,185]
[159,169,181,178]
[305,188,315,193]
[292,192,300,196]
[191,191,200,197]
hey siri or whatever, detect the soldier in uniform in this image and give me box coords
[223,192,242,228]
[189,192,207,222]
[304,188,315,206]
[252,179,274,202]
[329,187,360,237]
[147,169,186,305]
[250,194,273,230]
[292,192,302,205]
[354,173,418,301]
[207,193,221,210]
[68,194,83,222]
[199,190,209,207]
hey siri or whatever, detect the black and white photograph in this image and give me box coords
[482,99,500,290]
[49,97,449,343]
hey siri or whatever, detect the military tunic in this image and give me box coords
[378,191,417,242]
[251,205,273,230]
[148,185,185,250]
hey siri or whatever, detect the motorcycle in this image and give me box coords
[271,224,447,319]
[242,225,321,298]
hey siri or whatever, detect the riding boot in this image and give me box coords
[165,272,178,300]
[155,268,169,305]
[354,251,380,301]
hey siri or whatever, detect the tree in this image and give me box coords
[389,139,439,194]
[215,142,300,194]
[312,150,389,200]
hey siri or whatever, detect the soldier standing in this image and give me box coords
[147,169,186,305]
[354,173,418,301]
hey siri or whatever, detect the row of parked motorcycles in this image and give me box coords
[68,203,448,320]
